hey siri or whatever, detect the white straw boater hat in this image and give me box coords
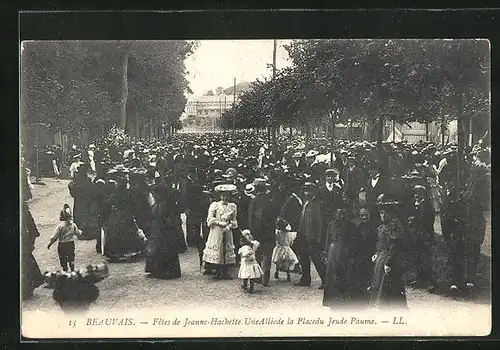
[214,184,237,193]
[413,185,427,192]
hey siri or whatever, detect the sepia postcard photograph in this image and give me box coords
[20,36,491,338]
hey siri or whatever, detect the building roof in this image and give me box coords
[187,94,236,103]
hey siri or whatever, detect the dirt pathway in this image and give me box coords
[22,179,490,315]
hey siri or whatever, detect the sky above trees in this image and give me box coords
[185,40,292,97]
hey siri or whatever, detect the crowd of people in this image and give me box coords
[21,129,490,309]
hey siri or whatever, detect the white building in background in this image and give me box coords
[185,94,236,118]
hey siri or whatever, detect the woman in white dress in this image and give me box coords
[272,218,299,281]
[203,184,238,279]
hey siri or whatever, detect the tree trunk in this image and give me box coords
[119,51,130,131]
[456,90,464,200]
[425,122,429,141]
[330,110,336,167]
[467,115,473,147]
[363,116,370,140]
[272,122,277,160]
[441,115,446,146]
[135,114,140,140]
[289,123,293,141]
[305,123,310,147]
[377,115,384,148]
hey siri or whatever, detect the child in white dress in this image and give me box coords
[272,218,299,281]
[238,229,264,294]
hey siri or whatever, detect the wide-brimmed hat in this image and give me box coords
[244,184,255,196]
[226,167,238,177]
[114,164,129,173]
[276,217,291,231]
[324,168,339,176]
[241,229,254,241]
[130,167,147,176]
[413,184,427,192]
[253,178,269,192]
[302,181,317,190]
[215,184,237,193]
[376,199,400,208]
[306,150,319,158]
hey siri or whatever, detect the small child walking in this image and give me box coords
[272,217,299,281]
[238,229,264,294]
[48,204,82,272]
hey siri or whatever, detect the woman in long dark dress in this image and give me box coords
[369,200,408,309]
[162,174,188,253]
[129,169,153,239]
[88,164,109,253]
[322,206,359,307]
[21,202,45,299]
[145,184,181,279]
[353,208,377,303]
[68,163,93,240]
[102,168,147,262]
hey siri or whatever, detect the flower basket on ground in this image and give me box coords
[43,263,109,312]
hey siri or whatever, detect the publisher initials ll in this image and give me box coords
[393,317,405,325]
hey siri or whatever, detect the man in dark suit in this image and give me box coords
[317,168,344,245]
[270,174,290,215]
[334,150,348,180]
[290,152,308,176]
[364,163,390,227]
[344,156,365,216]
[295,182,326,289]
[248,179,277,286]
[408,185,437,292]
[279,178,303,232]
[183,169,205,247]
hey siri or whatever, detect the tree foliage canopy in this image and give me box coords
[222,39,490,133]
[21,40,195,137]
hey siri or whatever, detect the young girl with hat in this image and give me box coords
[238,229,264,293]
